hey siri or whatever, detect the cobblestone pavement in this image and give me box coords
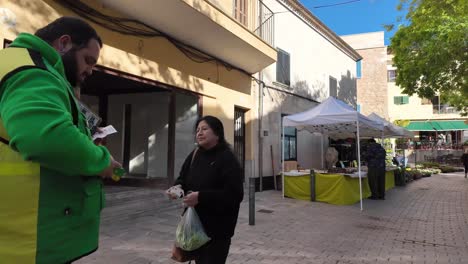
[77,172,468,264]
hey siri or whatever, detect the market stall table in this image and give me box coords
[316,172,371,205]
[385,169,396,191]
[283,170,371,205]
[283,170,313,201]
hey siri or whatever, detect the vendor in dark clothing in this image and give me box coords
[167,115,244,264]
[364,139,387,200]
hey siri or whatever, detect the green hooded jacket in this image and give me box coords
[0,33,110,264]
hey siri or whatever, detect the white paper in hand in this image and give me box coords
[92,125,117,140]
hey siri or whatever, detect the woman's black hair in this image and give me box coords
[35,17,102,48]
[195,115,230,148]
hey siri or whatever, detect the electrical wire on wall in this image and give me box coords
[57,0,242,75]
[56,0,320,103]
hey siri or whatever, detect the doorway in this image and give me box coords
[80,67,199,186]
[234,107,246,181]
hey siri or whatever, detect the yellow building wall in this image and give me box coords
[207,0,234,16]
[0,0,257,161]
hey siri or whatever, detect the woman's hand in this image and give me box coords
[183,191,199,207]
[166,184,183,200]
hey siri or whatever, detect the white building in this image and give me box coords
[256,0,362,189]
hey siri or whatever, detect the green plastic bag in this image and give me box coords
[175,207,211,251]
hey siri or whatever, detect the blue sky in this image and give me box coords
[299,0,404,45]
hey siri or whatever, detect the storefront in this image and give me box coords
[0,0,277,186]
[404,120,468,150]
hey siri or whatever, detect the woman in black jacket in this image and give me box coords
[167,115,244,264]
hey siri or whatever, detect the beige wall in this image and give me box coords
[0,0,258,164]
[355,47,388,118]
[387,81,462,122]
[342,32,465,129]
[342,32,388,119]
[386,54,463,122]
[207,0,233,16]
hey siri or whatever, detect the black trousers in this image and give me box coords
[377,168,386,199]
[195,238,231,264]
[368,167,386,198]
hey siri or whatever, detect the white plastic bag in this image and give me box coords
[175,207,211,251]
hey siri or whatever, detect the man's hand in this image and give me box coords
[93,127,104,145]
[99,156,122,179]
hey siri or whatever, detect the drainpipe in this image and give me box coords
[258,71,264,192]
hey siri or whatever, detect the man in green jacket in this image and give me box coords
[0,17,121,263]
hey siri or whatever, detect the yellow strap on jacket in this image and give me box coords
[0,47,41,264]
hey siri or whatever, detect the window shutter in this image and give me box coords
[284,53,290,86]
[329,77,337,97]
[402,96,409,104]
[276,49,290,86]
[356,60,362,78]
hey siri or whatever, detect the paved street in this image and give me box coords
[77,172,468,264]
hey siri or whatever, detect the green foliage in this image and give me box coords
[439,165,464,173]
[420,161,440,168]
[389,0,468,115]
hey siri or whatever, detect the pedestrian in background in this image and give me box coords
[167,115,244,264]
[0,17,121,263]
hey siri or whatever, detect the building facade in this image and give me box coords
[0,0,277,186]
[256,0,361,188]
[342,31,468,157]
[341,31,388,119]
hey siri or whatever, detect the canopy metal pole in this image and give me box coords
[356,120,363,211]
[381,129,384,146]
[282,122,285,198]
[321,134,324,169]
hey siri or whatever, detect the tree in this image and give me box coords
[388,0,468,115]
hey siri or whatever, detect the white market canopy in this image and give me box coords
[283,97,383,139]
[281,97,384,211]
[367,113,414,138]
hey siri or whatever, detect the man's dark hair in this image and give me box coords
[195,115,230,148]
[35,17,102,48]
[368,138,376,143]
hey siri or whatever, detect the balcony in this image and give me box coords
[220,0,274,46]
[433,105,460,115]
[99,0,277,74]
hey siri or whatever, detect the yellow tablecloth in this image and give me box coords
[316,173,371,205]
[284,172,371,205]
[385,170,395,191]
[284,171,312,201]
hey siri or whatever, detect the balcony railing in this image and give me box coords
[234,0,274,46]
[253,0,274,46]
[433,105,460,114]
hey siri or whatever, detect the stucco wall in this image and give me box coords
[258,0,357,175]
[0,0,259,162]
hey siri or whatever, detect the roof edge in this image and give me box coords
[280,0,362,61]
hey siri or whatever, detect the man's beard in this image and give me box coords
[62,48,79,87]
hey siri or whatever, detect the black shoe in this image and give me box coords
[378,197,385,200]
[368,196,378,200]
